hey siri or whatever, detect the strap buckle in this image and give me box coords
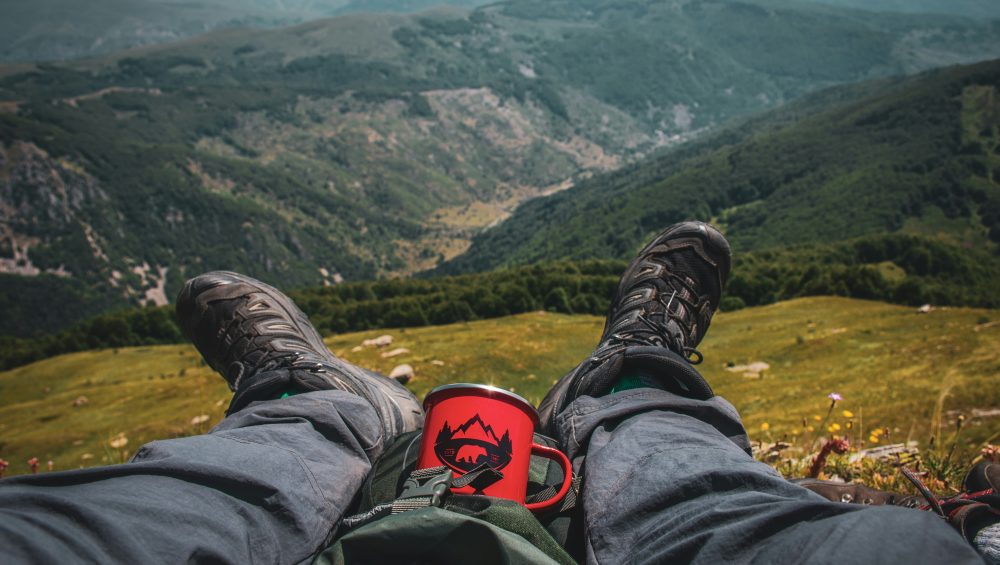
[399,467,454,508]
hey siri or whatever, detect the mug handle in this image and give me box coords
[524,444,573,513]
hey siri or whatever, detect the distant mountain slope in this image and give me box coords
[442,59,1000,275]
[801,0,1000,19]
[3,0,1000,336]
[0,0,491,63]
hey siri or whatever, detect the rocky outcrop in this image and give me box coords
[0,141,108,277]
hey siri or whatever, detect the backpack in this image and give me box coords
[312,431,584,565]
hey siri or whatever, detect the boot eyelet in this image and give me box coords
[841,494,854,503]
[862,498,874,505]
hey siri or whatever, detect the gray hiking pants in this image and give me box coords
[0,362,983,563]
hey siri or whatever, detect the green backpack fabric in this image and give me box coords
[313,431,582,565]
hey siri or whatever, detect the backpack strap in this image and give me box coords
[527,473,582,513]
[388,466,453,514]
[341,464,507,531]
[391,464,503,513]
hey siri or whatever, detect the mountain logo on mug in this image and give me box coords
[434,413,514,473]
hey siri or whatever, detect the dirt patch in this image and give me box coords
[186,159,236,194]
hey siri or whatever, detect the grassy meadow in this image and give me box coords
[1,297,998,483]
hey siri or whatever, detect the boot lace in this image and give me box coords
[600,274,705,365]
[227,350,305,392]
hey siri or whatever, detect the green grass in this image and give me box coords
[702,298,1000,448]
[1,296,997,479]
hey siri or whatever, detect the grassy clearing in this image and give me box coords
[701,298,1000,450]
[0,297,997,480]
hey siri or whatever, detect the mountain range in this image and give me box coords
[2,0,1000,337]
[442,413,507,444]
[4,0,998,63]
[0,0,492,63]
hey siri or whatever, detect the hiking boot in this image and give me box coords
[796,479,924,508]
[799,467,1000,543]
[537,221,732,433]
[953,462,1000,543]
[176,271,422,438]
[965,461,1000,494]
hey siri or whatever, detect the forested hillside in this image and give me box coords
[5,230,996,371]
[443,59,1000,286]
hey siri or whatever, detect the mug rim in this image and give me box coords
[423,383,538,424]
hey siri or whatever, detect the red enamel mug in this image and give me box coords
[417,383,573,513]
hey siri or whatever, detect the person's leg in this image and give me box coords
[555,374,983,564]
[0,387,384,563]
[0,271,422,563]
[538,221,983,563]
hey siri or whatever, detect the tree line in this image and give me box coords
[2,232,996,371]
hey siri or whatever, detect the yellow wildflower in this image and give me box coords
[842,410,854,418]
[869,435,879,444]
[760,422,770,431]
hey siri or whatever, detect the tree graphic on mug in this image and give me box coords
[434,414,514,472]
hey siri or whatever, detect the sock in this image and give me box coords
[274,386,307,400]
[608,372,666,394]
[975,521,1000,565]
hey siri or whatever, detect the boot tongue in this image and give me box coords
[662,249,721,304]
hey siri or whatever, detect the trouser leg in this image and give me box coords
[0,388,391,564]
[555,387,983,564]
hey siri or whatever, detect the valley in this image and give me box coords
[443,59,1000,296]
